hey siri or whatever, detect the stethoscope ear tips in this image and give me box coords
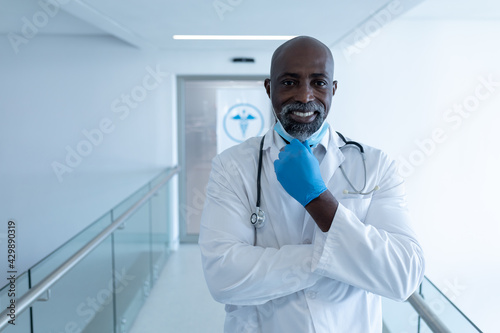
[343,189,349,194]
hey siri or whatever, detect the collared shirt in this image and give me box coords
[199,125,425,332]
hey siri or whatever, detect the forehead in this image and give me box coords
[271,43,333,79]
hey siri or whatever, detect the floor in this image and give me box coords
[129,244,226,333]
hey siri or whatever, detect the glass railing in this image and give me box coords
[383,276,483,333]
[0,167,178,333]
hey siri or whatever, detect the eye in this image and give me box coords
[315,80,328,87]
[281,80,295,86]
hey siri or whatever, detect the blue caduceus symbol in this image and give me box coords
[223,103,264,143]
[232,108,256,137]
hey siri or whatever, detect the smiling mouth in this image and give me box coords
[288,111,318,123]
[292,111,314,117]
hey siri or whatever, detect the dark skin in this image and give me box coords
[264,36,339,232]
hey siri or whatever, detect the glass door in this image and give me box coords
[178,77,272,242]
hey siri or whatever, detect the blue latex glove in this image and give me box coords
[274,139,327,206]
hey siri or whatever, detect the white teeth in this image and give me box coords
[292,111,314,117]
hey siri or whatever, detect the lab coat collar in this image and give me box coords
[330,127,347,151]
[320,126,346,183]
[262,125,283,160]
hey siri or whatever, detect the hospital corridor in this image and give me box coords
[1,0,499,332]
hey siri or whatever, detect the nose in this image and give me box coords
[295,83,315,104]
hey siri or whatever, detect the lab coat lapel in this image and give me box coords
[320,129,345,187]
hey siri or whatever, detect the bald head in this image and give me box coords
[270,36,334,79]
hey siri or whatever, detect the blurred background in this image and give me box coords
[0,0,499,332]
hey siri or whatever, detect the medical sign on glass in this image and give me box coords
[216,88,271,154]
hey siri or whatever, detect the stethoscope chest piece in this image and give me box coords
[251,207,265,229]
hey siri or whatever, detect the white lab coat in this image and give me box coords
[199,125,425,333]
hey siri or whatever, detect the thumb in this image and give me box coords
[302,140,312,153]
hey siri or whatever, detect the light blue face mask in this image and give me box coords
[274,118,329,147]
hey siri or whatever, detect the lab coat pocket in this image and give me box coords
[338,196,371,222]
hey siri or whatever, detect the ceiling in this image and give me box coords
[1,0,499,51]
[402,0,500,20]
[0,0,423,50]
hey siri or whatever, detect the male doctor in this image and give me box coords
[199,36,425,332]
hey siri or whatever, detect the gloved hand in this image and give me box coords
[274,139,327,206]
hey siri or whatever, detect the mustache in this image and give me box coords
[281,101,325,115]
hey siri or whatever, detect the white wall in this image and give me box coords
[330,17,500,332]
[0,35,175,281]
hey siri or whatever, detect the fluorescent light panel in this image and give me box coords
[173,35,296,41]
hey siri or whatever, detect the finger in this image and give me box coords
[302,140,312,154]
[289,138,302,148]
[288,139,307,153]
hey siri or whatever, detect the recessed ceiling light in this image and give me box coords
[172,35,296,41]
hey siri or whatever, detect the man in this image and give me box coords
[199,36,425,332]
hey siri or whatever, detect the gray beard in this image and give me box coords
[278,101,326,142]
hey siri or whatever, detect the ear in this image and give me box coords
[264,79,271,98]
[332,80,338,96]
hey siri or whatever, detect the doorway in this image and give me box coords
[177,76,272,242]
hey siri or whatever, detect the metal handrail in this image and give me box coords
[407,292,452,333]
[423,277,483,332]
[0,166,179,330]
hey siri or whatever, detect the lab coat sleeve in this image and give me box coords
[199,155,321,306]
[311,158,425,301]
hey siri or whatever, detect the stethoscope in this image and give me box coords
[335,132,380,196]
[250,136,266,231]
[250,132,380,239]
